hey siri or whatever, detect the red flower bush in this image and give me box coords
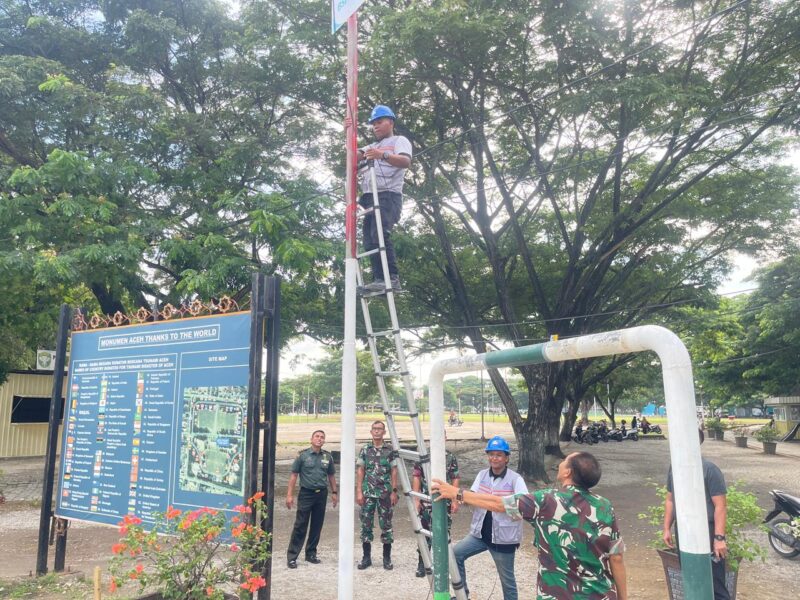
[108,493,271,599]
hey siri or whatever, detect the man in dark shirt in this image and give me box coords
[663,429,729,599]
[286,430,337,568]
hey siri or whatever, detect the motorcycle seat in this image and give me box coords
[774,490,800,510]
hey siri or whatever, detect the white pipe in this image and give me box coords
[427,325,711,597]
[541,326,708,556]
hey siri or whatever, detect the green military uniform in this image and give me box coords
[287,447,335,563]
[357,442,397,543]
[413,450,459,533]
[503,486,626,599]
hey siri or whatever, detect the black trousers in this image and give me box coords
[360,191,402,279]
[287,487,328,561]
[708,523,730,600]
[675,522,730,600]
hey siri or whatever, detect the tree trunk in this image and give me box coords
[91,283,126,315]
[544,403,564,458]
[560,396,580,441]
[516,418,549,482]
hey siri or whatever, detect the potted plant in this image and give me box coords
[109,492,271,599]
[754,425,779,454]
[639,482,766,600]
[733,427,748,449]
[705,417,726,441]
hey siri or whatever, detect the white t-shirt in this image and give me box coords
[360,135,412,194]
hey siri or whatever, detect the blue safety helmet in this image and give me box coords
[368,105,396,123]
[485,435,511,454]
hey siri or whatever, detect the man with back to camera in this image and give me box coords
[347,105,412,293]
[285,430,337,569]
[433,450,628,600]
[663,429,729,599]
[449,435,528,600]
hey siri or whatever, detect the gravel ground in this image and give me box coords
[1,422,799,599]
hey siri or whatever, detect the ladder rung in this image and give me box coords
[357,207,374,217]
[370,329,399,338]
[356,248,381,259]
[397,448,423,462]
[409,490,431,501]
[415,527,432,538]
[376,370,408,378]
[386,409,418,418]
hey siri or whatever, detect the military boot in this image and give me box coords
[357,542,372,570]
[383,543,393,570]
[415,551,425,577]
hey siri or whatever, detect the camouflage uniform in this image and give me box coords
[503,485,626,600]
[357,443,398,543]
[413,450,459,533]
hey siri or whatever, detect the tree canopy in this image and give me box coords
[0,0,798,482]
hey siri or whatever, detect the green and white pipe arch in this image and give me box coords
[428,325,713,600]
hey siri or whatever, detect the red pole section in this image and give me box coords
[344,13,358,258]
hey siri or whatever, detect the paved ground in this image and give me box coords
[1,420,799,599]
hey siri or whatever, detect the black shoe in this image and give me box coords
[415,562,426,577]
[382,542,393,570]
[287,560,297,569]
[305,555,321,564]
[357,542,372,570]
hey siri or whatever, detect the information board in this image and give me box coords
[55,312,252,527]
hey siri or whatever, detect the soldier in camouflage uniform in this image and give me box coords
[412,445,460,577]
[433,451,628,600]
[356,421,398,570]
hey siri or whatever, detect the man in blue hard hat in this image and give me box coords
[355,105,412,293]
[450,435,528,600]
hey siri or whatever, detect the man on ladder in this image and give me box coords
[355,105,412,293]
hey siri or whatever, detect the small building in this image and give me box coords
[764,396,800,441]
[0,370,66,458]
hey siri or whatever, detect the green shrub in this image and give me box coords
[754,426,779,443]
[704,418,725,433]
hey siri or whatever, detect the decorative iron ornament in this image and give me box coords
[71,297,241,332]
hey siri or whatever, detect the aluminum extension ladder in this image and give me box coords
[356,162,468,600]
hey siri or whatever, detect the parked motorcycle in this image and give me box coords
[641,422,662,434]
[764,490,800,558]
[448,414,464,427]
[622,426,639,441]
[610,424,639,441]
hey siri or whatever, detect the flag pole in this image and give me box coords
[338,11,359,600]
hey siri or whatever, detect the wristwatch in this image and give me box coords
[392,487,398,493]
[382,150,390,160]
[713,534,726,541]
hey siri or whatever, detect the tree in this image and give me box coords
[0,0,340,355]
[342,0,800,479]
[702,256,800,399]
[280,348,400,414]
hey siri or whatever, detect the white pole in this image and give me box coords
[338,11,359,600]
